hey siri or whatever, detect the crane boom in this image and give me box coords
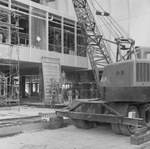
[72,0,136,88]
[72,0,112,88]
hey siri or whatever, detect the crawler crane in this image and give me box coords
[57,0,150,136]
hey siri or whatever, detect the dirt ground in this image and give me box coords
[0,124,150,149]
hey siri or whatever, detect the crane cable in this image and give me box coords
[88,0,116,60]
[94,0,132,40]
[89,0,121,38]
[94,0,124,38]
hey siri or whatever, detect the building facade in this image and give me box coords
[0,0,99,104]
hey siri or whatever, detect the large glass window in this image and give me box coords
[31,7,46,50]
[64,19,75,55]
[48,14,61,53]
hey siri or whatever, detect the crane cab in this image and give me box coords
[100,47,150,102]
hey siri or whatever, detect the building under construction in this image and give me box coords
[0,0,150,106]
[0,0,100,105]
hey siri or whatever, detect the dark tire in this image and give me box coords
[139,104,150,128]
[119,105,139,136]
[119,124,133,136]
[71,119,81,128]
[77,120,95,129]
[111,124,122,135]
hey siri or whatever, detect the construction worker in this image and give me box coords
[75,89,79,99]
[51,89,56,108]
[67,88,72,104]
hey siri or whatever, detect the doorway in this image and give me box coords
[23,75,40,102]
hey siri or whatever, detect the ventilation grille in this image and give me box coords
[136,63,150,82]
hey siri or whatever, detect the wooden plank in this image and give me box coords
[130,131,150,145]
[19,144,47,149]
[134,127,147,137]
[22,121,49,132]
[0,115,41,123]
[0,121,49,137]
[0,125,22,137]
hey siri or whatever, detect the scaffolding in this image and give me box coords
[0,6,20,109]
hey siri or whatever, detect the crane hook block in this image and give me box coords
[96,11,110,16]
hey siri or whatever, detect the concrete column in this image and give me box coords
[61,17,64,54]
[8,0,11,44]
[46,11,49,53]
[29,1,32,61]
[74,21,77,67]
[74,21,77,56]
